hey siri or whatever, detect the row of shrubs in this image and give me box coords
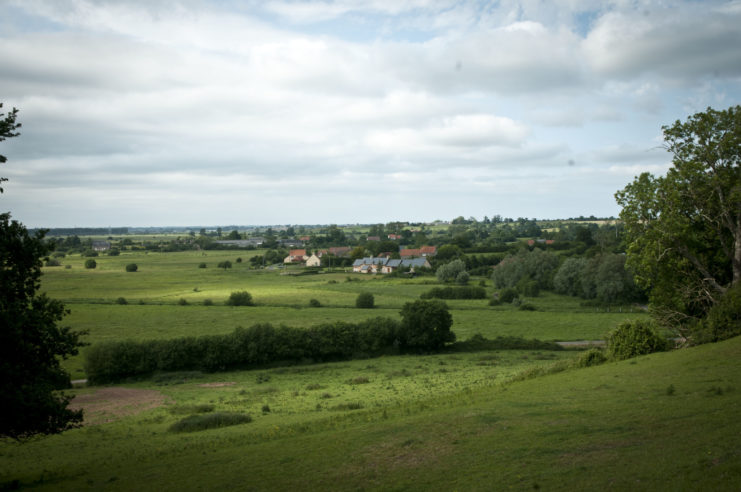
[85,317,405,383]
[420,286,487,300]
[83,260,137,271]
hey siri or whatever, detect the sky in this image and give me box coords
[1,0,740,228]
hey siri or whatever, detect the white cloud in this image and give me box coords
[583,6,741,83]
[1,0,740,226]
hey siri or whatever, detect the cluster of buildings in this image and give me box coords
[351,257,431,274]
[282,245,437,274]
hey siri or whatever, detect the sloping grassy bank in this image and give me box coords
[2,338,739,490]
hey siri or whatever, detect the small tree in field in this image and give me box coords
[218,260,232,270]
[84,259,96,269]
[227,291,253,306]
[398,299,455,351]
[356,292,375,309]
[125,263,138,272]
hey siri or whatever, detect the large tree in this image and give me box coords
[1,105,86,439]
[615,105,741,331]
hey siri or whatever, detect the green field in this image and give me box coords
[1,248,737,490]
[40,250,647,378]
[2,336,739,490]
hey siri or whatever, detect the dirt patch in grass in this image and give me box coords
[198,382,236,388]
[69,387,168,425]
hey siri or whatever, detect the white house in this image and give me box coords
[305,254,321,267]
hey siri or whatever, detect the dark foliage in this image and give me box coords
[356,292,375,308]
[168,412,252,433]
[498,287,519,303]
[1,213,85,439]
[398,299,455,351]
[691,283,741,344]
[607,319,668,360]
[226,291,253,306]
[84,317,406,383]
[449,333,563,352]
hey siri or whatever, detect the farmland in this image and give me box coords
[37,249,646,379]
[3,244,738,490]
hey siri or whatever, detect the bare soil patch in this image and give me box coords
[69,387,168,425]
[198,382,236,387]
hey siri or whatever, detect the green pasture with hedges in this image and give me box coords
[39,249,647,378]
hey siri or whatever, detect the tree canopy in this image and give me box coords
[1,214,86,438]
[1,105,85,438]
[616,105,741,330]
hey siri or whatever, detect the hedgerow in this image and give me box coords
[85,318,404,383]
[420,286,487,300]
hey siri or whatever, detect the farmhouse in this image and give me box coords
[92,240,111,252]
[284,249,309,263]
[305,254,321,267]
[316,247,352,258]
[214,238,263,248]
[399,246,436,259]
[353,256,431,274]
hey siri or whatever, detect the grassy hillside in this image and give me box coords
[2,337,739,490]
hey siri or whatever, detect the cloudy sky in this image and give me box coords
[1,0,740,227]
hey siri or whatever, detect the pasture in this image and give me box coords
[39,249,647,379]
[1,247,737,490]
[2,335,739,490]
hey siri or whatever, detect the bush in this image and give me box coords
[226,291,253,306]
[107,249,120,256]
[83,250,99,257]
[45,258,61,267]
[125,263,138,272]
[198,262,207,269]
[115,297,128,305]
[236,257,242,263]
[168,412,252,433]
[84,259,96,269]
[217,260,232,270]
[518,303,536,311]
[450,334,562,352]
[356,292,375,309]
[398,299,455,351]
[577,348,607,367]
[607,319,668,360]
[309,298,321,307]
[519,279,540,297]
[436,259,466,282]
[499,287,519,303]
[691,284,741,344]
[455,271,470,285]
[203,299,213,306]
[178,298,189,306]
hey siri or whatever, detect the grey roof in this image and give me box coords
[353,257,389,266]
[401,258,430,268]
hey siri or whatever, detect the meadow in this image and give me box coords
[39,250,646,378]
[2,335,739,490]
[1,247,737,490]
